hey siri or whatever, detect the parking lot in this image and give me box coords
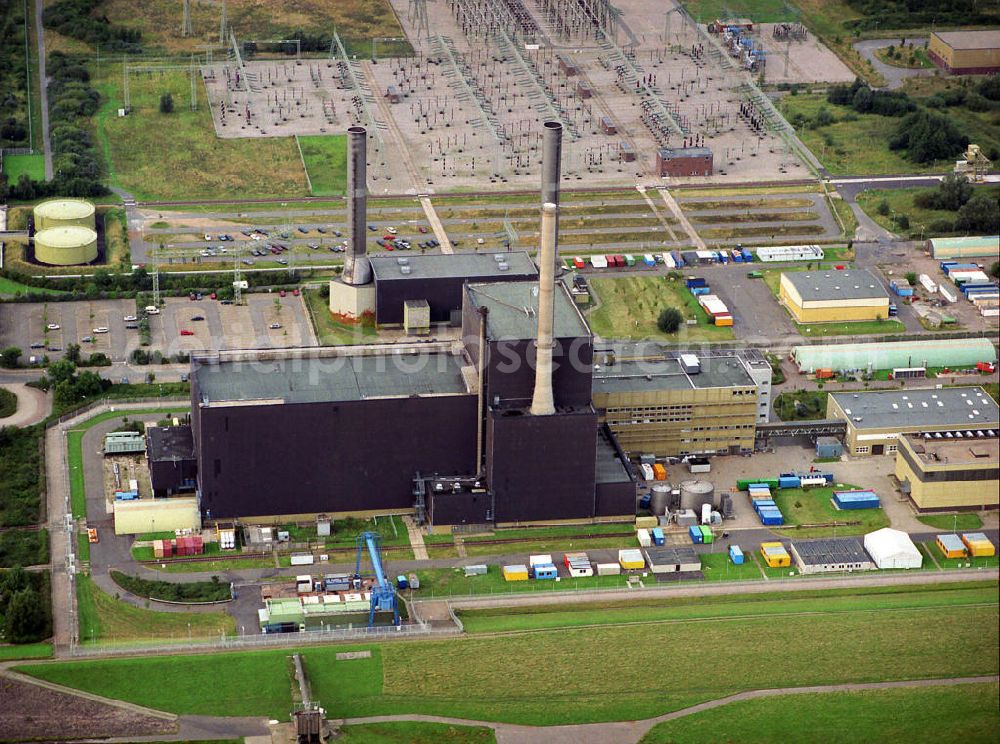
[151,293,315,355]
[0,299,139,363]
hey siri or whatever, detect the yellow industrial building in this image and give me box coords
[895,434,999,512]
[591,347,772,456]
[828,387,1000,458]
[779,269,890,324]
[928,30,1000,74]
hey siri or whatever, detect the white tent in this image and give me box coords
[864,528,922,570]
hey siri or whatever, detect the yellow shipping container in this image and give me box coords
[760,541,791,568]
[961,534,996,557]
[502,565,529,581]
[618,548,646,570]
[635,516,658,530]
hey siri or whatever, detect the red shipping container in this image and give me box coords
[191,535,204,555]
[166,539,176,556]
[177,537,188,556]
[614,254,625,267]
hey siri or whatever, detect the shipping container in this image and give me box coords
[591,255,608,269]
[653,463,668,481]
[686,277,708,288]
[699,525,714,544]
[573,256,585,269]
[532,563,558,580]
[714,314,733,327]
[640,463,655,481]
[961,532,996,557]
[729,545,745,564]
[643,254,656,267]
[618,548,645,570]
[624,254,636,267]
[760,542,791,567]
[738,478,780,490]
[637,528,652,547]
[651,527,665,546]
[529,554,554,568]
[671,250,685,267]
[635,515,658,529]
[503,564,529,581]
[689,525,704,544]
[597,562,621,576]
[290,553,315,566]
[742,248,753,262]
[936,534,967,559]
[663,252,676,268]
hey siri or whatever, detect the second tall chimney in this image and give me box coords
[530,202,558,416]
[541,121,562,273]
[343,126,372,286]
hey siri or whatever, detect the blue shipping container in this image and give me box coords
[778,476,800,489]
[686,277,707,288]
[533,564,558,580]
[652,527,665,546]
[761,514,785,526]
[639,493,652,509]
[752,499,777,509]
[729,545,745,564]
[671,250,686,267]
[741,248,753,262]
[691,286,711,295]
[689,525,704,544]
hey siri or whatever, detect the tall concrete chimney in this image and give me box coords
[343,126,372,286]
[541,121,562,271]
[530,202,558,416]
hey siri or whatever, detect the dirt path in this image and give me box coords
[0,382,50,427]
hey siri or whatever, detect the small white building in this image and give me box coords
[864,528,923,569]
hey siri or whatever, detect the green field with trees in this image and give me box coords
[110,571,232,603]
[0,528,48,568]
[19,582,999,725]
[640,682,1000,743]
[857,178,999,239]
[0,568,52,644]
[0,425,44,527]
[0,0,32,150]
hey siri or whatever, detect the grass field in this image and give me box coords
[640,682,1000,744]
[0,276,66,296]
[770,484,891,537]
[681,0,794,23]
[303,288,378,345]
[856,185,1000,239]
[774,389,828,420]
[98,0,410,57]
[93,66,308,201]
[921,541,999,571]
[19,581,1000,725]
[338,722,495,743]
[0,388,16,419]
[587,276,735,342]
[417,564,631,597]
[298,135,348,196]
[916,513,983,531]
[797,319,906,337]
[76,575,234,645]
[0,642,53,660]
[1,153,45,182]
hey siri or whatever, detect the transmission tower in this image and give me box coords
[182,0,193,37]
[152,262,161,307]
[408,0,430,40]
[219,0,227,41]
[233,243,245,305]
[122,56,130,111]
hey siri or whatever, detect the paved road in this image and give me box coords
[0,381,50,427]
[33,0,52,179]
[853,38,934,90]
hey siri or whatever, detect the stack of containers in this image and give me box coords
[564,552,594,577]
[152,539,174,558]
[832,490,881,510]
[689,524,703,544]
[961,533,996,557]
[698,294,734,326]
[749,483,784,525]
[652,463,667,481]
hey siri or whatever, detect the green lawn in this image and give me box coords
[587,276,735,342]
[417,564,631,598]
[798,319,906,337]
[920,541,1000,571]
[856,185,1000,239]
[771,484,890,537]
[298,135,348,196]
[93,66,308,201]
[917,513,984,531]
[67,407,188,520]
[640,682,1000,744]
[76,575,234,646]
[681,0,794,23]
[303,288,379,346]
[0,276,66,296]
[1,153,45,182]
[19,582,999,726]
[338,722,496,744]
[0,642,53,660]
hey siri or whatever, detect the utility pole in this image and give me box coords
[182,0,193,37]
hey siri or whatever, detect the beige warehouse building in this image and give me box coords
[928,30,1000,74]
[895,434,999,512]
[779,269,890,324]
[827,387,1000,457]
[591,347,771,456]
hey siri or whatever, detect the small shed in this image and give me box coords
[936,533,968,559]
[643,545,701,573]
[961,532,995,557]
[403,298,431,335]
[760,542,790,568]
[600,116,617,135]
[815,436,843,459]
[385,85,402,103]
[864,528,922,569]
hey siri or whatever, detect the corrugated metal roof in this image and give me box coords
[933,30,1000,50]
[783,268,889,303]
[793,338,997,373]
[830,387,999,430]
[792,537,869,565]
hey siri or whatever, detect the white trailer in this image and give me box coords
[918,274,938,293]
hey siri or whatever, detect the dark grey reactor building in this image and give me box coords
[370,252,538,326]
[188,275,635,528]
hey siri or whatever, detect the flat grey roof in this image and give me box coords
[370,251,537,281]
[792,537,869,565]
[194,353,471,405]
[658,146,712,160]
[644,546,700,565]
[831,387,1000,431]
[466,280,590,341]
[147,425,195,462]
[596,429,632,484]
[783,268,889,302]
[934,30,1000,50]
[592,347,756,393]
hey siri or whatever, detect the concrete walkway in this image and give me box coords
[656,187,705,250]
[403,515,429,560]
[0,382,50,427]
[420,195,454,253]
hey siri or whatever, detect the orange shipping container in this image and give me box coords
[715,315,733,327]
[815,368,834,380]
[652,463,667,481]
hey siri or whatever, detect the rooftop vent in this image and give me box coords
[400,265,412,274]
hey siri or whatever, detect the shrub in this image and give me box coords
[896,214,910,230]
[159,93,174,114]
[657,307,683,334]
[877,199,890,216]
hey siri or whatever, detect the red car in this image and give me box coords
[418,226,429,234]
[279,290,286,297]
[180,329,194,336]
[292,288,300,296]
[210,292,217,300]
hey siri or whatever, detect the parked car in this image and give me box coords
[180,373,189,382]
[367,224,377,231]
[418,226,428,234]
[144,305,160,314]
[180,329,194,336]
[46,323,60,330]
[30,342,44,349]
[297,226,309,234]
[93,327,109,334]
[269,323,282,329]
[386,226,397,234]
[191,315,205,321]
[277,258,288,265]
[204,233,212,241]
[279,290,286,297]
[292,288,300,296]
[123,314,137,322]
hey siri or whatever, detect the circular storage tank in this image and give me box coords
[34,226,98,266]
[680,480,715,511]
[650,484,671,515]
[33,198,96,231]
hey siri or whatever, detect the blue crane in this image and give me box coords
[353,531,400,627]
